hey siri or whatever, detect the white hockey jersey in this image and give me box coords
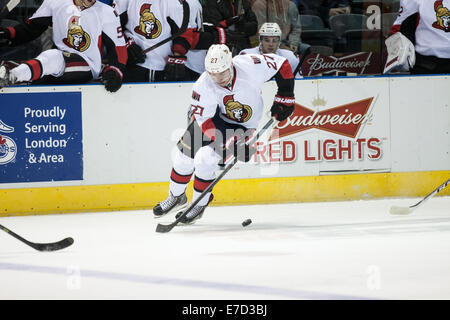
[392,0,450,58]
[113,0,187,71]
[29,0,126,78]
[239,46,302,79]
[191,53,291,131]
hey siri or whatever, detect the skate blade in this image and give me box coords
[153,202,188,219]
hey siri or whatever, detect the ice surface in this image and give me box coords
[1,197,449,300]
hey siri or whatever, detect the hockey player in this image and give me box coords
[384,0,450,74]
[153,44,295,224]
[113,0,204,82]
[239,23,302,79]
[0,0,127,92]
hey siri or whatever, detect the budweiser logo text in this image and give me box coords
[272,97,374,139]
[305,52,372,76]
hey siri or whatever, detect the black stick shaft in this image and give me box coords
[0,223,30,244]
[411,178,450,209]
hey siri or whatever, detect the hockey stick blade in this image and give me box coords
[0,224,74,251]
[389,206,411,215]
[389,178,449,215]
[155,222,177,233]
[29,237,74,252]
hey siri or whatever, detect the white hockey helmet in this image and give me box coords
[259,22,282,40]
[205,44,233,74]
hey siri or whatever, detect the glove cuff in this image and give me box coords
[5,27,14,39]
[103,65,123,79]
[274,95,295,106]
[166,55,187,65]
[125,38,136,48]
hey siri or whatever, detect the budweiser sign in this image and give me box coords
[302,52,381,76]
[271,97,374,140]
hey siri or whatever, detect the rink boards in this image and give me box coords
[0,75,449,216]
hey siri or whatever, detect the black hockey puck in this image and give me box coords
[242,219,252,227]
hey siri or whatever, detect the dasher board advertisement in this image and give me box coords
[0,92,83,183]
[243,78,391,177]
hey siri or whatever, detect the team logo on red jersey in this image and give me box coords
[432,0,450,32]
[134,4,162,39]
[223,95,252,123]
[63,22,91,52]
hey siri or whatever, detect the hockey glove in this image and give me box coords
[163,55,187,81]
[224,15,244,27]
[243,21,258,37]
[0,27,11,47]
[271,95,295,121]
[102,66,123,93]
[126,40,146,65]
[383,32,416,74]
[225,30,250,53]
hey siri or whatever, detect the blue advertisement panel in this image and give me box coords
[0,92,83,183]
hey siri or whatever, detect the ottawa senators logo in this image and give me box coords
[134,4,162,39]
[432,0,450,32]
[223,95,252,123]
[63,23,91,52]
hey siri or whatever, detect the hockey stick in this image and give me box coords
[231,0,244,56]
[0,0,20,19]
[390,178,450,215]
[0,223,74,251]
[293,45,311,77]
[156,117,278,233]
[141,0,190,55]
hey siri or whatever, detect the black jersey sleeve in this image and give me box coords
[9,17,51,46]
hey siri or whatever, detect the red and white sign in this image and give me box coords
[302,52,382,76]
[271,97,374,140]
[251,92,389,171]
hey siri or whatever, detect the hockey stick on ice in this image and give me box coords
[0,223,74,251]
[156,117,278,233]
[0,0,20,19]
[390,178,450,215]
[141,0,190,55]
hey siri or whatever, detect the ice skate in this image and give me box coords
[176,194,214,225]
[153,192,188,218]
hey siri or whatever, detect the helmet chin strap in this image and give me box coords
[224,66,234,89]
